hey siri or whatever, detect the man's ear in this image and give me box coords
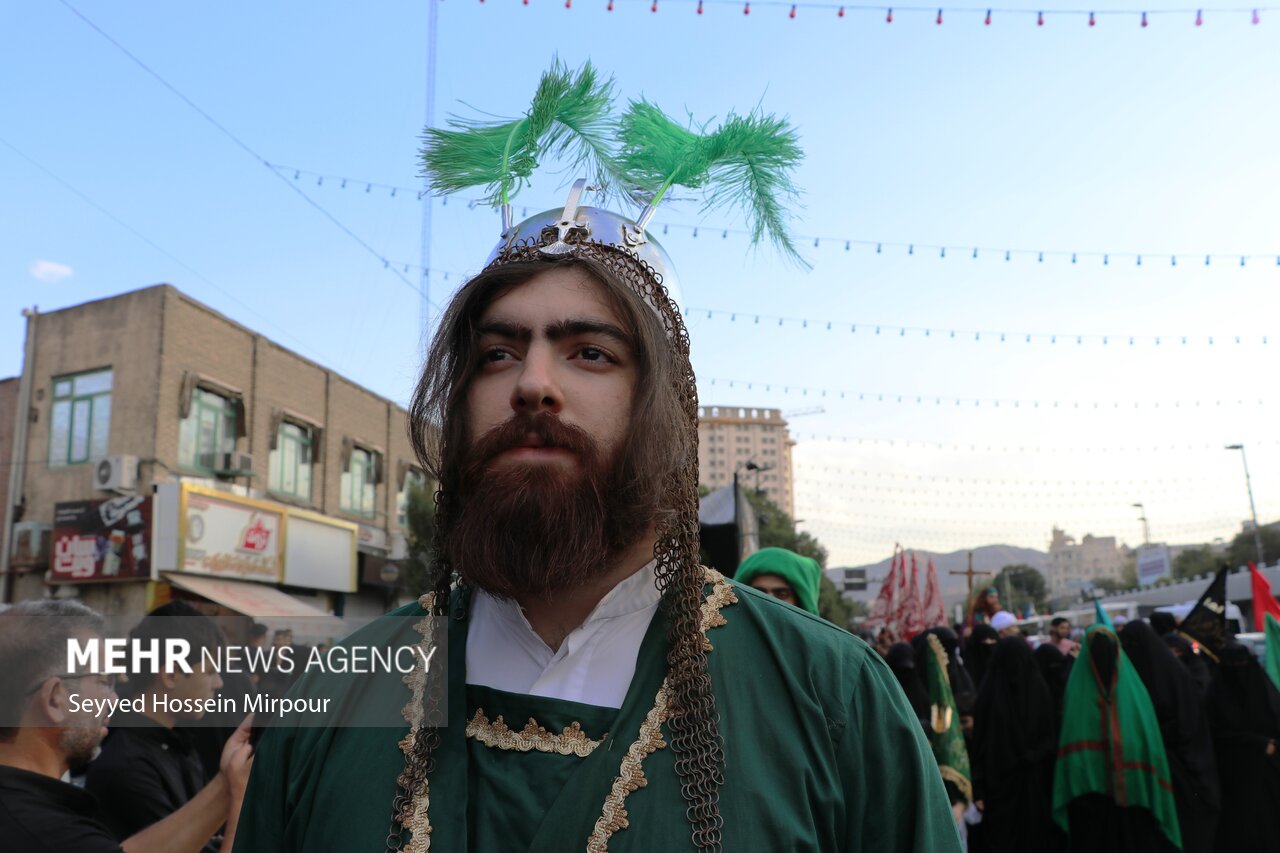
[32,677,74,726]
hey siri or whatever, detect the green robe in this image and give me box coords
[234,574,960,852]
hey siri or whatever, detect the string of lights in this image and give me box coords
[703,376,1270,409]
[790,463,1268,486]
[789,434,1280,453]
[471,0,1273,28]
[795,479,1243,504]
[271,165,1280,269]
[798,514,1248,535]
[686,309,1271,347]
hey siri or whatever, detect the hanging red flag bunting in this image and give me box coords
[868,545,901,630]
[921,558,949,629]
[895,551,927,639]
[483,0,1271,27]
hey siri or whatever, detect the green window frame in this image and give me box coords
[340,446,377,518]
[49,368,113,467]
[268,421,313,501]
[397,468,427,528]
[178,387,238,473]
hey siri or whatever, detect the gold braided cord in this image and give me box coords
[585,568,736,852]
[586,684,670,853]
[394,593,438,853]
[466,711,605,757]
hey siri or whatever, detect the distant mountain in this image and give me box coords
[827,545,1049,611]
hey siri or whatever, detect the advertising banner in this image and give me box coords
[1137,545,1173,586]
[182,489,283,582]
[51,496,152,582]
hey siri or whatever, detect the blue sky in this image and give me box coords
[5,0,1278,565]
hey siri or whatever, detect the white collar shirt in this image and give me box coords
[465,561,660,709]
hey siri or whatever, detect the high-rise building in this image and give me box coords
[697,405,795,518]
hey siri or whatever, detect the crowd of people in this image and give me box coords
[862,591,1280,853]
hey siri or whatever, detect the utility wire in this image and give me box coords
[1,136,329,363]
[56,0,438,310]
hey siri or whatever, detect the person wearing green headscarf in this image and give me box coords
[1053,625,1182,852]
[734,547,821,616]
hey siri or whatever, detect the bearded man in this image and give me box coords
[233,66,958,853]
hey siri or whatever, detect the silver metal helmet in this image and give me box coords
[485,179,683,312]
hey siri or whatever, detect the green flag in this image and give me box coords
[1093,597,1115,629]
[923,633,971,804]
[1266,613,1280,691]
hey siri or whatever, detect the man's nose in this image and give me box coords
[510,348,563,415]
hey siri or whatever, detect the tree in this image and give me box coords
[991,564,1048,614]
[817,574,857,630]
[400,481,436,597]
[1173,546,1218,581]
[742,488,829,568]
[1228,525,1280,570]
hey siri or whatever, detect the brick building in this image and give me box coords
[697,405,795,517]
[0,285,428,638]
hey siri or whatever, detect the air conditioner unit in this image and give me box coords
[94,455,139,492]
[209,452,254,476]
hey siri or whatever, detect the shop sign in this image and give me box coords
[51,496,152,582]
[182,489,282,582]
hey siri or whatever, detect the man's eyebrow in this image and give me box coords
[544,318,632,348]
[475,320,532,342]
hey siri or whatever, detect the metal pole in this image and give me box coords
[1228,444,1266,567]
[2,308,38,604]
[1133,502,1150,545]
[418,0,441,346]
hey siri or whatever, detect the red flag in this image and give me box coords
[1251,562,1280,632]
[922,557,948,629]
[868,547,901,629]
[892,547,912,636]
[896,551,926,639]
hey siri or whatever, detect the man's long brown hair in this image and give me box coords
[404,244,726,851]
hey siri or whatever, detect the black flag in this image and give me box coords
[1178,564,1230,662]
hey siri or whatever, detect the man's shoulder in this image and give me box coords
[712,573,882,689]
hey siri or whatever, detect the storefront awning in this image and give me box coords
[163,573,349,640]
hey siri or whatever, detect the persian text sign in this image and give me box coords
[50,497,152,582]
[183,491,282,581]
[1137,546,1172,586]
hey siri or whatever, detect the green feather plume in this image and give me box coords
[617,100,806,266]
[420,60,621,208]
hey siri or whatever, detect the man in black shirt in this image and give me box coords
[0,600,252,853]
[86,601,228,849]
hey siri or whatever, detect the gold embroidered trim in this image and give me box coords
[396,591,437,853]
[396,569,739,853]
[584,567,737,852]
[466,710,605,757]
[585,684,670,853]
[698,567,738,651]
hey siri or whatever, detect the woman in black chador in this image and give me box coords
[1204,641,1280,852]
[972,637,1060,853]
[1118,621,1220,853]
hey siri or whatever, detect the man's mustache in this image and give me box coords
[470,412,597,466]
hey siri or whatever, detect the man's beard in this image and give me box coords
[61,721,104,773]
[442,412,649,599]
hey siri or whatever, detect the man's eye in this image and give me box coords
[579,346,611,362]
[483,349,512,363]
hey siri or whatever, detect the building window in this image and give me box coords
[397,467,428,528]
[269,421,313,500]
[49,368,113,467]
[341,445,378,518]
[179,387,238,473]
